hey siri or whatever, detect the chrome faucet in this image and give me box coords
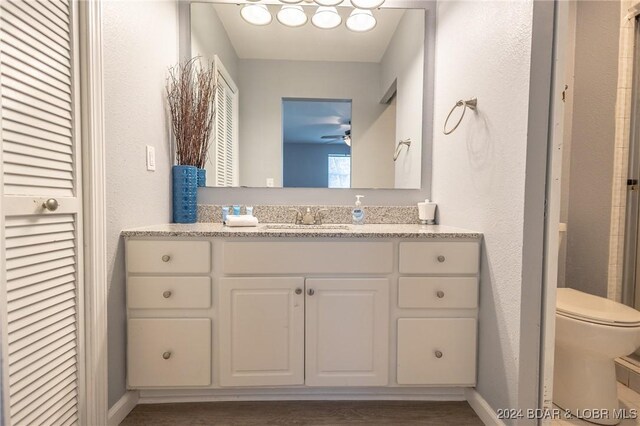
[288,208,330,225]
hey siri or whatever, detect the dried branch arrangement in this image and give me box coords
[166,57,216,168]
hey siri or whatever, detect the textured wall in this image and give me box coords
[380,9,425,189]
[430,0,535,417]
[283,143,351,188]
[564,0,620,298]
[190,3,239,81]
[103,0,177,408]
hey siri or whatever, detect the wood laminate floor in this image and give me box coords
[121,400,482,425]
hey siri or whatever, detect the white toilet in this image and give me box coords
[554,287,640,425]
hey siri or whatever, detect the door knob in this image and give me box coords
[161,255,171,262]
[436,291,445,299]
[163,291,172,298]
[42,198,59,211]
[295,288,302,295]
[162,351,172,360]
[437,255,446,263]
[307,289,315,296]
[435,350,443,359]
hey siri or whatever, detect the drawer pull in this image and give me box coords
[308,288,315,296]
[161,255,171,262]
[295,288,302,295]
[435,350,443,359]
[163,290,172,299]
[436,290,445,299]
[437,255,446,263]
[162,351,172,360]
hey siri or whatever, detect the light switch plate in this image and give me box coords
[146,145,156,171]
[266,178,274,187]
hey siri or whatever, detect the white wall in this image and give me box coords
[381,10,424,189]
[563,0,619,298]
[103,0,177,408]
[190,3,239,82]
[237,59,395,188]
[431,0,538,418]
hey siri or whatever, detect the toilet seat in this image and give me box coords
[557,288,640,327]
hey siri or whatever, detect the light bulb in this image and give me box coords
[346,8,376,32]
[240,4,272,26]
[311,6,341,30]
[314,0,343,6]
[277,5,308,27]
[350,0,384,9]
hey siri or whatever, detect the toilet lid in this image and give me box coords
[557,288,640,326]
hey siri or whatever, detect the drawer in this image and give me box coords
[399,242,479,274]
[223,241,393,274]
[127,318,211,387]
[397,318,476,385]
[398,277,478,309]
[127,240,211,274]
[127,277,211,309]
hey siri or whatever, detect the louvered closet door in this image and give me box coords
[0,1,83,425]
[213,73,238,187]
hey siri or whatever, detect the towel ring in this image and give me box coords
[393,138,411,161]
[443,98,478,135]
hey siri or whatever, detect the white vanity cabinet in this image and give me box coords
[396,241,479,386]
[124,232,480,396]
[125,240,213,388]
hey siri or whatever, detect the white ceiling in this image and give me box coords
[212,4,406,63]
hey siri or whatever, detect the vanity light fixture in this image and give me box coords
[314,0,343,7]
[350,0,384,9]
[311,6,342,29]
[240,4,272,26]
[277,5,308,27]
[346,8,376,32]
[279,0,303,4]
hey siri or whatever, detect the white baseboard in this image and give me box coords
[465,388,505,426]
[107,391,139,426]
[138,387,466,404]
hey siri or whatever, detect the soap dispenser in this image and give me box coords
[352,195,365,225]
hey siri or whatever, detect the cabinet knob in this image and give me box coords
[307,288,315,296]
[163,290,172,298]
[295,288,302,295]
[42,198,59,211]
[437,255,446,263]
[162,351,172,360]
[161,255,171,262]
[435,350,443,359]
[436,290,445,299]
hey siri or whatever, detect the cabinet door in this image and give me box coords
[305,278,389,386]
[219,277,305,386]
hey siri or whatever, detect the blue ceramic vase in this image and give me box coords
[197,168,206,187]
[172,165,198,223]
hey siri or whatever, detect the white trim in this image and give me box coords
[79,0,109,424]
[138,388,466,404]
[107,391,140,426]
[540,0,570,422]
[464,388,505,426]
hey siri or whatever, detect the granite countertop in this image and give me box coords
[121,223,482,239]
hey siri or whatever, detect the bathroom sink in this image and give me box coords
[263,224,352,230]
